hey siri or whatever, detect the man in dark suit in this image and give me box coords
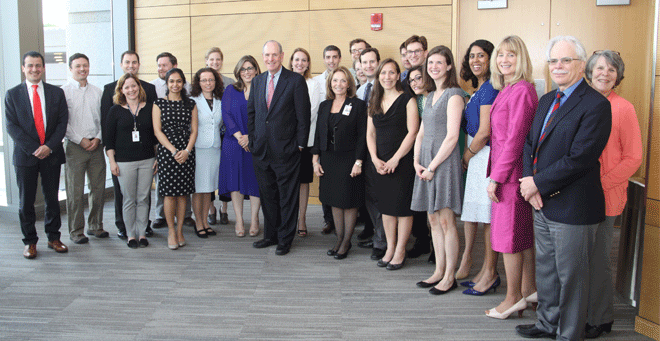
[515,36,612,340]
[248,40,310,256]
[4,51,69,259]
[100,50,157,239]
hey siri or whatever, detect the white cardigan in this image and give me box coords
[192,95,222,149]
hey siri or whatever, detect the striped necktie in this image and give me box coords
[533,91,564,174]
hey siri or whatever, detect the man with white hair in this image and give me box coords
[515,36,612,340]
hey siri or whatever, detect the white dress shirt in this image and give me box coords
[356,79,375,102]
[26,80,47,130]
[61,80,103,144]
[151,77,192,99]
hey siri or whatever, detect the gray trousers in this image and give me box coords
[64,140,106,239]
[117,158,155,239]
[154,172,192,219]
[587,215,616,326]
[533,210,598,341]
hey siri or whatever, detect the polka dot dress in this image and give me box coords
[155,98,196,197]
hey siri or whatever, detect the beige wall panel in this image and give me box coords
[310,0,450,10]
[189,12,310,76]
[135,5,190,20]
[457,0,551,86]
[135,17,192,78]
[550,0,654,180]
[648,200,659,227]
[638,224,660,324]
[309,6,452,75]
[190,0,308,16]
[136,0,188,7]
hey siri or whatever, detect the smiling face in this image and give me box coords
[378,62,399,91]
[590,56,617,96]
[408,69,425,95]
[291,51,309,76]
[361,51,378,80]
[496,48,517,82]
[350,42,367,62]
[206,52,223,73]
[199,71,216,95]
[167,72,184,95]
[22,56,44,84]
[323,50,341,72]
[549,40,585,91]
[69,57,89,84]
[355,63,367,84]
[240,61,257,84]
[263,41,283,73]
[122,77,140,102]
[157,56,175,80]
[400,47,412,70]
[121,54,140,75]
[331,70,348,97]
[427,53,451,83]
[469,45,489,80]
[406,42,427,67]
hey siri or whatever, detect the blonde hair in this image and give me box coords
[490,35,534,90]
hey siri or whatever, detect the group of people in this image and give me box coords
[5,32,642,340]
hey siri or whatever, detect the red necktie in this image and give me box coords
[267,74,274,109]
[533,91,564,174]
[32,84,45,145]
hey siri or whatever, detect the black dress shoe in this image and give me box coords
[117,230,128,240]
[275,244,291,256]
[386,258,405,270]
[371,248,386,260]
[416,280,440,288]
[207,208,217,225]
[145,226,154,237]
[219,213,229,225]
[407,242,430,258]
[334,250,349,259]
[327,248,338,256]
[585,321,613,339]
[321,222,335,235]
[152,218,167,229]
[429,280,457,295]
[253,239,277,248]
[515,324,557,339]
[376,259,389,267]
[358,240,373,248]
[357,228,373,240]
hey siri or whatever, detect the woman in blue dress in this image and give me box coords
[218,56,262,237]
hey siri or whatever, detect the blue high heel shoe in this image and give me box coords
[460,280,475,288]
[462,276,501,296]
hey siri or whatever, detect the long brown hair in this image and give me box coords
[423,45,459,92]
[289,48,312,80]
[368,58,403,117]
[233,55,261,92]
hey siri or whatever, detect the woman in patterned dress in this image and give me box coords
[153,68,198,250]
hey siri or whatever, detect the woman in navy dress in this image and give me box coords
[218,56,262,237]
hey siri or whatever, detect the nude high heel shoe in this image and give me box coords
[526,292,538,311]
[485,298,527,319]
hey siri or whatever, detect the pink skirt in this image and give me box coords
[490,181,534,253]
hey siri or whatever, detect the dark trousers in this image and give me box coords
[111,174,125,230]
[322,204,334,224]
[253,153,301,246]
[411,211,430,247]
[15,160,63,245]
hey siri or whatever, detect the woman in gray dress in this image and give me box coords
[411,46,465,295]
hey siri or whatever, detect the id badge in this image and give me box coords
[132,130,140,142]
[342,104,352,116]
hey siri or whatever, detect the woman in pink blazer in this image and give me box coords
[485,35,538,319]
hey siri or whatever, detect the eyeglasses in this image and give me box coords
[592,50,621,56]
[199,78,215,83]
[351,49,364,55]
[409,75,423,84]
[239,66,255,73]
[406,49,424,57]
[547,57,581,66]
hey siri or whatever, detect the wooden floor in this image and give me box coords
[0,195,651,340]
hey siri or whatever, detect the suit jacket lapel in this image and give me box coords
[267,68,288,115]
[537,82,586,150]
[530,91,553,152]
[19,83,40,138]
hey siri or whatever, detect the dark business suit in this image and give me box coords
[523,79,611,340]
[4,82,68,245]
[101,79,157,230]
[247,67,310,247]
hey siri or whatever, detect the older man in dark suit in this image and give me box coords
[5,51,69,259]
[248,40,310,256]
[515,36,612,340]
[100,50,157,239]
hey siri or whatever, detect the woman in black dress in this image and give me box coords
[366,59,419,270]
[312,66,367,259]
[153,68,198,250]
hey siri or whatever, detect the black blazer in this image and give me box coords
[523,80,612,225]
[311,97,367,161]
[100,78,157,144]
[4,82,68,167]
[247,67,310,161]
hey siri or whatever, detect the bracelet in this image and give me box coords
[313,161,320,166]
[427,168,435,173]
[183,149,190,154]
[467,145,476,154]
[171,149,178,157]
[355,161,362,167]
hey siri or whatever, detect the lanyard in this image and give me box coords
[128,103,139,131]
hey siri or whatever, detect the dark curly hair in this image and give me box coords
[460,40,494,88]
[190,67,224,99]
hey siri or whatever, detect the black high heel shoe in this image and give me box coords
[327,248,338,256]
[429,280,458,295]
[334,243,352,260]
[416,280,440,288]
[194,227,208,239]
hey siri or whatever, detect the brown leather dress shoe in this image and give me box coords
[23,244,37,259]
[47,240,68,253]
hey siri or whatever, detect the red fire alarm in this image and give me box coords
[371,13,383,31]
